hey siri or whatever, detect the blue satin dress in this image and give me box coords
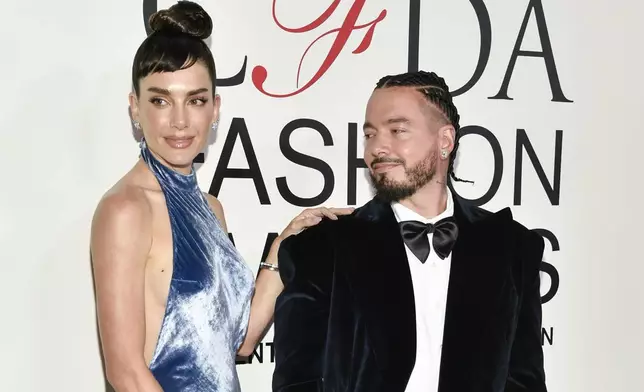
[140,140,255,391]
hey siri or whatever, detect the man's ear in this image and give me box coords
[439,125,456,159]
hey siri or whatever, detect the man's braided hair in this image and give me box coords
[375,70,471,184]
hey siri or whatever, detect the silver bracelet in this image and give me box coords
[259,261,279,272]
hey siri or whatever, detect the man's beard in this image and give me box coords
[369,150,438,202]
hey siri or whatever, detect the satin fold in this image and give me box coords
[141,140,255,392]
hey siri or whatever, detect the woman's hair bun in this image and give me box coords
[149,1,213,40]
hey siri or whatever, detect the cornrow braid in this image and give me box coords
[375,70,472,184]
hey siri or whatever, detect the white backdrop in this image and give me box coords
[1,0,643,391]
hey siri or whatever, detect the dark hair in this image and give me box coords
[132,1,217,97]
[375,70,472,184]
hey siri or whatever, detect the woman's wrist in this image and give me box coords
[259,261,279,272]
[258,236,283,272]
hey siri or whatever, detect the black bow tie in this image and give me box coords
[399,217,459,262]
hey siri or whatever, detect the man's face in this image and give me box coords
[363,86,452,201]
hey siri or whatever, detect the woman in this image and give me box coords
[90,2,352,391]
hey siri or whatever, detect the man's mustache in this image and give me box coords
[370,157,405,169]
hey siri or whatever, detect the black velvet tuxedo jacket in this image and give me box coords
[272,193,547,392]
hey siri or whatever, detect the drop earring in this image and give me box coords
[211,119,219,132]
[132,120,145,148]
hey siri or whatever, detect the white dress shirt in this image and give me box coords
[391,188,455,392]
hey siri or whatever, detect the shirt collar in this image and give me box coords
[391,187,455,224]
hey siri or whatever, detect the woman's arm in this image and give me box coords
[236,207,354,357]
[204,194,353,356]
[236,237,285,356]
[90,190,163,392]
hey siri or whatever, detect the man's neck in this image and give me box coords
[398,180,449,220]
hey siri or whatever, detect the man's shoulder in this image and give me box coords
[278,201,376,284]
[460,199,538,236]
[286,199,377,242]
[281,215,354,256]
[277,220,335,286]
[460,198,544,250]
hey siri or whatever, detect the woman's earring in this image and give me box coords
[441,150,448,159]
[211,119,219,132]
[133,120,141,130]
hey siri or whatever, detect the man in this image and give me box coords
[271,70,547,392]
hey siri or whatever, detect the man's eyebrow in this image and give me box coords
[363,117,411,131]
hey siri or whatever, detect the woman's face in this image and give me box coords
[130,62,220,174]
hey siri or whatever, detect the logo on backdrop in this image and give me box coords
[251,0,386,98]
[142,0,566,352]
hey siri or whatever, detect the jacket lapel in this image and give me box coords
[437,194,518,391]
[340,196,416,391]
